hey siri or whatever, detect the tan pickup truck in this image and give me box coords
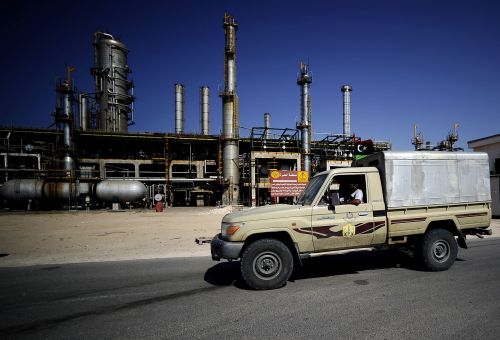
[211,152,492,289]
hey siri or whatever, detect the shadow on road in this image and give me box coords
[204,249,418,289]
[294,249,414,281]
[204,261,243,287]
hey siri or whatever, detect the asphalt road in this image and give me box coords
[1,238,499,340]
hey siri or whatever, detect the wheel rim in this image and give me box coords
[432,240,450,263]
[252,251,281,280]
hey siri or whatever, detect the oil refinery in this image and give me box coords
[0,13,395,210]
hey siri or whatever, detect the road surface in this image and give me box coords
[1,238,499,339]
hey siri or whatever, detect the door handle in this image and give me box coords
[358,212,368,216]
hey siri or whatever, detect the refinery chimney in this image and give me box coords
[341,85,352,137]
[200,86,210,135]
[264,112,271,139]
[220,13,240,204]
[297,62,312,175]
[175,83,185,134]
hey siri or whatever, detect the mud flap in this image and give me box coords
[457,232,468,249]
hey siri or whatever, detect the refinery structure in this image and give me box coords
[0,13,395,210]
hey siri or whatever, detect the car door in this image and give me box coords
[311,174,375,252]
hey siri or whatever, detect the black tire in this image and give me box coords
[240,238,293,290]
[419,229,458,271]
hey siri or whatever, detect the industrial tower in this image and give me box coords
[220,13,240,204]
[297,61,312,175]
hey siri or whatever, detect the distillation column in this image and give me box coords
[57,80,75,173]
[200,86,210,135]
[297,62,312,174]
[341,85,352,138]
[92,32,134,133]
[220,13,240,204]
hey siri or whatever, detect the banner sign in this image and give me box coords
[269,170,309,197]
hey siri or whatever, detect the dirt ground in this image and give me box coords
[0,207,231,267]
[0,207,498,267]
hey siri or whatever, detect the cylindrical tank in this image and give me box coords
[341,85,352,137]
[175,84,185,134]
[93,32,134,133]
[62,154,74,173]
[0,179,44,201]
[96,180,147,203]
[200,86,210,135]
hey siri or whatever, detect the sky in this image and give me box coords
[0,0,499,150]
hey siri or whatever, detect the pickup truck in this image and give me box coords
[211,151,492,290]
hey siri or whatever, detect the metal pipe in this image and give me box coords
[341,85,352,137]
[79,94,88,131]
[200,86,210,135]
[175,83,185,134]
[297,62,312,174]
[264,112,271,139]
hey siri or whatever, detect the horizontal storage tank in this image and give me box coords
[43,182,93,200]
[0,179,44,201]
[96,180,147,203]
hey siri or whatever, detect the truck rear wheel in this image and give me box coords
[241,238,293,290]
[419,229,458,271]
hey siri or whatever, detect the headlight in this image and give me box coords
[221,222,244,238]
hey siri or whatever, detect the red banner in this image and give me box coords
[269,170,309,197]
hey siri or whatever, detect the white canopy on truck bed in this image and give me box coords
[356,151,491,208]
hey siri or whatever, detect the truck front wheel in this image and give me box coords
[419,229,458,271]
[241,238,293,290]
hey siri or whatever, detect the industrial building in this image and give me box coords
[0,13,390,210]
[468,134,500,217]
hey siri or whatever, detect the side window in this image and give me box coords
[333,174,368,204]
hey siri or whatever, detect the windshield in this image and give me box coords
[296,174,328,205]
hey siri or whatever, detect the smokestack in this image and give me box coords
[175,83,185,134]
[200,86,210,135]
[297,61,312,175]
[220,13,240,204]
[264,112,271,139]
[341,85,352,137]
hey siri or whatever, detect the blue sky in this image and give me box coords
[1,0,499,150]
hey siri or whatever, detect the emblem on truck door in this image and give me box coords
[342,224,355,238]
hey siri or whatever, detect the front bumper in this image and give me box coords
[211,233,244,261]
